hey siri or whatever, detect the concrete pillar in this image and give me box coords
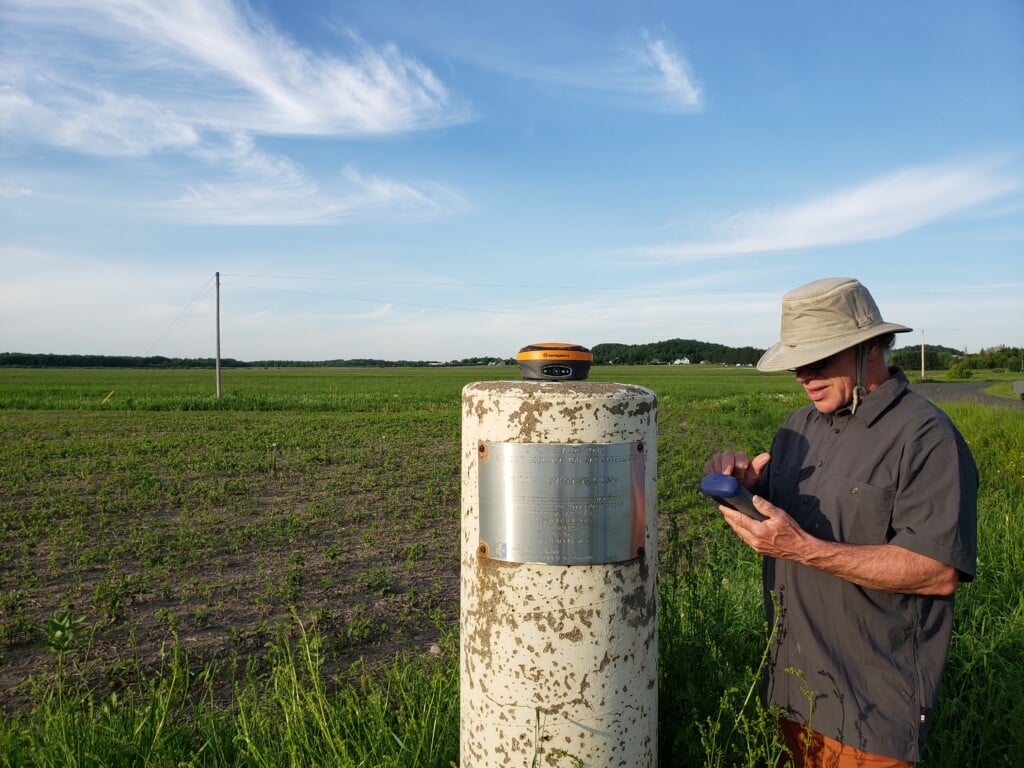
[460,381,658,767]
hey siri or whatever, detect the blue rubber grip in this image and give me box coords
[699,473,765,521]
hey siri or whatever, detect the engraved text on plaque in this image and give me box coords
[478,441,645,565]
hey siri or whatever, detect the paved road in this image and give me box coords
[910,380,1024,410]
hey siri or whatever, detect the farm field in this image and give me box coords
[1,365,1021,766]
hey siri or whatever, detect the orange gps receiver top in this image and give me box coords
[516,342,592,381]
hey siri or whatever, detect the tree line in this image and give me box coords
[0,352,504,369]
[889,344,1023,372]
[2,344,1020,371]
[0,353,248,369]
[593,339,1022,372]
[591,339,765,366]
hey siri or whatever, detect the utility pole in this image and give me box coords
[215,271,222,399]
[920,330,925,382]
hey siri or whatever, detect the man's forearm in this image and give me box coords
[797,539,958,596]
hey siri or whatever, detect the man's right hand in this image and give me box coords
[704,450,771,489]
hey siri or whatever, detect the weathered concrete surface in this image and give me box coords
[460,381,658,768]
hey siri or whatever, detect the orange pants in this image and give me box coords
[780,719,915,768]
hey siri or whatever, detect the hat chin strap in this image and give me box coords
[851,342,868,414]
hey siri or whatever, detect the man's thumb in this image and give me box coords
[752,452,771,475]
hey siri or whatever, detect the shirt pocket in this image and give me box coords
[829,475,896,545]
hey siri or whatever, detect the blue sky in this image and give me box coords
[2,0,1022,362]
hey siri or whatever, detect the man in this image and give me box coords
[705,277,977,767]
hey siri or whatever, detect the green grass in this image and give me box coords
[0,619,460,768]
[0,365,1020,766]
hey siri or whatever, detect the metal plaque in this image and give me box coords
[478,441,645,565]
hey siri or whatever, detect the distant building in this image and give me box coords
[672,357,691,365]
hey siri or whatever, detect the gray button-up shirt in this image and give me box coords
[756,368,977,761]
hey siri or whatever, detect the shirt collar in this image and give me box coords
[820,367,909,428]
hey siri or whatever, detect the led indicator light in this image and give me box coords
[541,365,573,377]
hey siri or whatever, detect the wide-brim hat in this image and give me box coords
[757,277,912,372]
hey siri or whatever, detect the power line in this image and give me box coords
[218,271,681,294]
[217,271,692,323]
[217,280,601,322]
[143,275,217,357]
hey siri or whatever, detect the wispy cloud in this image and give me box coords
[552,32,703,112]
[1,86,202,156]
[1,0,465,144]
[0,181,33,198]
[170,134,469,225]
[0,0,472,225]
[631,34,703,111]
[540,32,704,112]
[446,25,703,113]
[644,160,1022,260]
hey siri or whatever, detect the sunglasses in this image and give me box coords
[789,353,838,373]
